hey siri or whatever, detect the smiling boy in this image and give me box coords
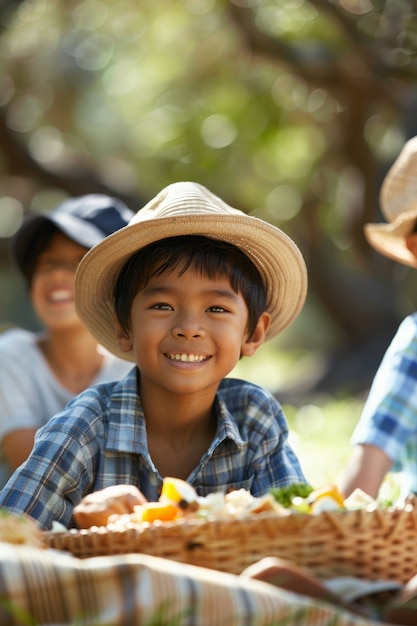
[0,195,134,486]
[0,182,308,530]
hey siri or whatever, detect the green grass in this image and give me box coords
[283,396,363,487]
[283,397,402,502]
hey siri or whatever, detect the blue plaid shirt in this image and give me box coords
[352,313,417,494]
[0,368,306,530]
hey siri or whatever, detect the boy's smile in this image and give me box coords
[166,353,209,362]
[116,267,268,399]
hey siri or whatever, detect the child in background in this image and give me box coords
[339,135,417,500]
[0,181,308,530]
[0,195,134,486]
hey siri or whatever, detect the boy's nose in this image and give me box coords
[173,327,205,339]
[172,315,205,339]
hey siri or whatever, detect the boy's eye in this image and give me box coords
[152,303,173,310]
[36,260,63,274]
[208,305,227,313]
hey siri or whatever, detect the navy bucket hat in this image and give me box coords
[12,194,134,282]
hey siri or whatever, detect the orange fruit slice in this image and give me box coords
[139,502,179,523]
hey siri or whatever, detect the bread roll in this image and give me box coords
[73,484,147,529]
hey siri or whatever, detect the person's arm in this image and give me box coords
[0,331,53,474]
[338,443,392,499]
[0,409,100,530]
[2,429,37,470]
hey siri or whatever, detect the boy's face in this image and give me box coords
[30,232,88,331]
[115,266,269,397]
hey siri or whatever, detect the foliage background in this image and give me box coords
[1,0,417,485]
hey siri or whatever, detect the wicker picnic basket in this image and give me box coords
[46,502,417,583]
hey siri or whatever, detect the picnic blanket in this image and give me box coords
[0,541,390,625]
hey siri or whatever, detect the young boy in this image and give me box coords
[0,182,308,530]
[0,195,134,486]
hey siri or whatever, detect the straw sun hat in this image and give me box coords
[75,181,307,361]
[365,135,417,268]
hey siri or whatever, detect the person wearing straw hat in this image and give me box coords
[0,181,308,531]
[339,135,417,500]
[0,195,135,488]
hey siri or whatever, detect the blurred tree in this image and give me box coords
[0,0,417,393]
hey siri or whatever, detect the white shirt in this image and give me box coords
[0,328,133,487]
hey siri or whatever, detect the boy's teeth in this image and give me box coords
[50,290,71,302]
[169,354,206,362]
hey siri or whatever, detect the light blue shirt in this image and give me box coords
[351,313,417,494]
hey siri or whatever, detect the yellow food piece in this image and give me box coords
[308,484,345,514]
[160,477,198,505]
[291,496,310,514]
[139,502,179,523]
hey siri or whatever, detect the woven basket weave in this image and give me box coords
[46,504,417,583]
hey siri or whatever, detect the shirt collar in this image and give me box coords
[106,369,245,454]
[106,368,148,454]
[213,393,245,446]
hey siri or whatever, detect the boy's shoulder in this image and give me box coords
[402,311,417,329]
[219,376,262,389]
[0,327,38,357]
[218,377,276,402]
[63,368,137,416]
[389,313,417,350]
[217,378,285,430]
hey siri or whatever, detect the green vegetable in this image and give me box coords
[269,483,313,508]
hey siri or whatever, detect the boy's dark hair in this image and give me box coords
[21,222,59,287]
[114,235,268,339]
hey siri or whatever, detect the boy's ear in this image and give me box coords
[241,312,271,357]
[114,317,133,353]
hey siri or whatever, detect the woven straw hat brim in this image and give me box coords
[75,213,307,362]
[380,135,417,223]
[364,207,417,269]
[365,136,417,267]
